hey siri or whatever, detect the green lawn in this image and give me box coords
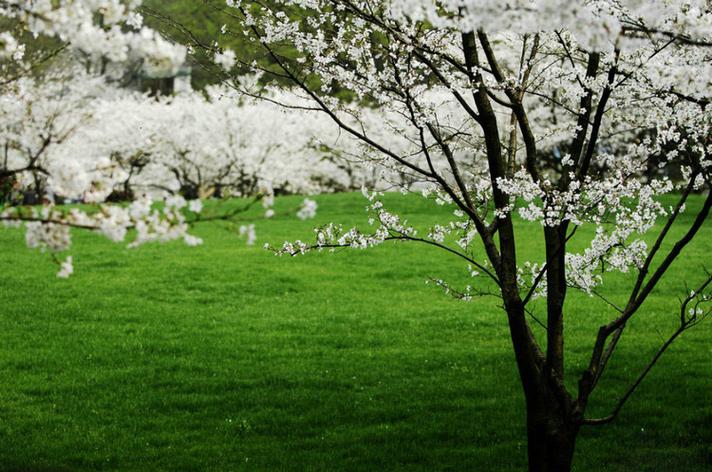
[0,192,710,471]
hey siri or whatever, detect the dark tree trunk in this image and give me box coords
[526,393,579,472]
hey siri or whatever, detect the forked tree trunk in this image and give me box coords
[525,393,580,472]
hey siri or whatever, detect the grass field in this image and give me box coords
[0,192,710,471]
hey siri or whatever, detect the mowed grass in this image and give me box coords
[0,192,710,471]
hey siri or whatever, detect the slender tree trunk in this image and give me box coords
[525,392,579,472]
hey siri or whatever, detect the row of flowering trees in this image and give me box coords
[1,63,453,274]
[0,73,388,202]
[63,80,414,200]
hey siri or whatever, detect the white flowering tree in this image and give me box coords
[155,0,712,469]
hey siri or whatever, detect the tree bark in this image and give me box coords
[525,392,579,472]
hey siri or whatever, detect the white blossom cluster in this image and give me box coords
[296,198,318,220]
[273,189,416,256]
[1,195,203,277]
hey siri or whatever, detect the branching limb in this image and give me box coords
[583,272,712,425]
